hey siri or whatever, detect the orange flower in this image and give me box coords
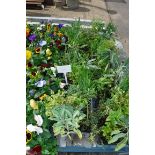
[35,47,41,54]
[54,26,58,32]
[26,28,30,37]
[47,23,51,31]
[57,32,63,37]
[39,94,47,100]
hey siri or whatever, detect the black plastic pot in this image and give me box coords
[90,98,99,112]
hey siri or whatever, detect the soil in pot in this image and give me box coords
[72,132,98,148]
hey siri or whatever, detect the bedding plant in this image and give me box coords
[26,19,129,154]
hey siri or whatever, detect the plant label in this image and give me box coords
[56,65,72,85]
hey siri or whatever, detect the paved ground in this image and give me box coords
[105,0,129,54]
[26,0,110,22]
[26,0,129,54]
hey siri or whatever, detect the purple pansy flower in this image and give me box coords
[39,40,47,47]
[49,33,54,38]
[28,34,37,42]
[58,24,63,29]
[35,79,46,87]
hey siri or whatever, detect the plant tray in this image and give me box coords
[58,145,129,153]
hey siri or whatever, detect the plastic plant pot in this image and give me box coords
[57,135,67,147]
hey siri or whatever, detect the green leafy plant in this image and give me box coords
[48,105,86,139]
[108,129,129,151]
[26,20,129,152]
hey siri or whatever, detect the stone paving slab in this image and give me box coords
[105,0,129,54]
[26,0,110,22]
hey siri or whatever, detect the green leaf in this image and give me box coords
[73,110,80,118]
[42,149,50,154]
[65,109,73,118]
[108,133,126,144]
[111,130,121,136]
[74,129,82,139]
[115,137,128,151]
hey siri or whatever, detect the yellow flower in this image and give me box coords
[57,32,63,37]
[39,94,47,100]
[26,130,32,144]
[48,56,51,60]
[26,27,30,37]
[54,26,58,32]
[47,23,51,31]
[46,48,52,56]
[26,50,32,61]
[30,99,38,110]
[35,47,41,54]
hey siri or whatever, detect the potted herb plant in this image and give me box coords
[47,104,86,147]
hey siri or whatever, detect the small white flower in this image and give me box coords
[26,146,30,151]
[40,24,45,27]
[35,126,43,135]
[60,82,66,89]
[34,115,43,126]
[27,124,43,135]
[37,26,42,31]
[27,124,36,132]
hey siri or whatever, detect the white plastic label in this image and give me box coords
[56,65,71,73]
[56,65,72,85]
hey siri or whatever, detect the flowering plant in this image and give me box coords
[26,22,68,154]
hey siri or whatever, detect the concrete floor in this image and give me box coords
[26,0,129,54]
[105,0,129,54]
[26,0,110,22]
